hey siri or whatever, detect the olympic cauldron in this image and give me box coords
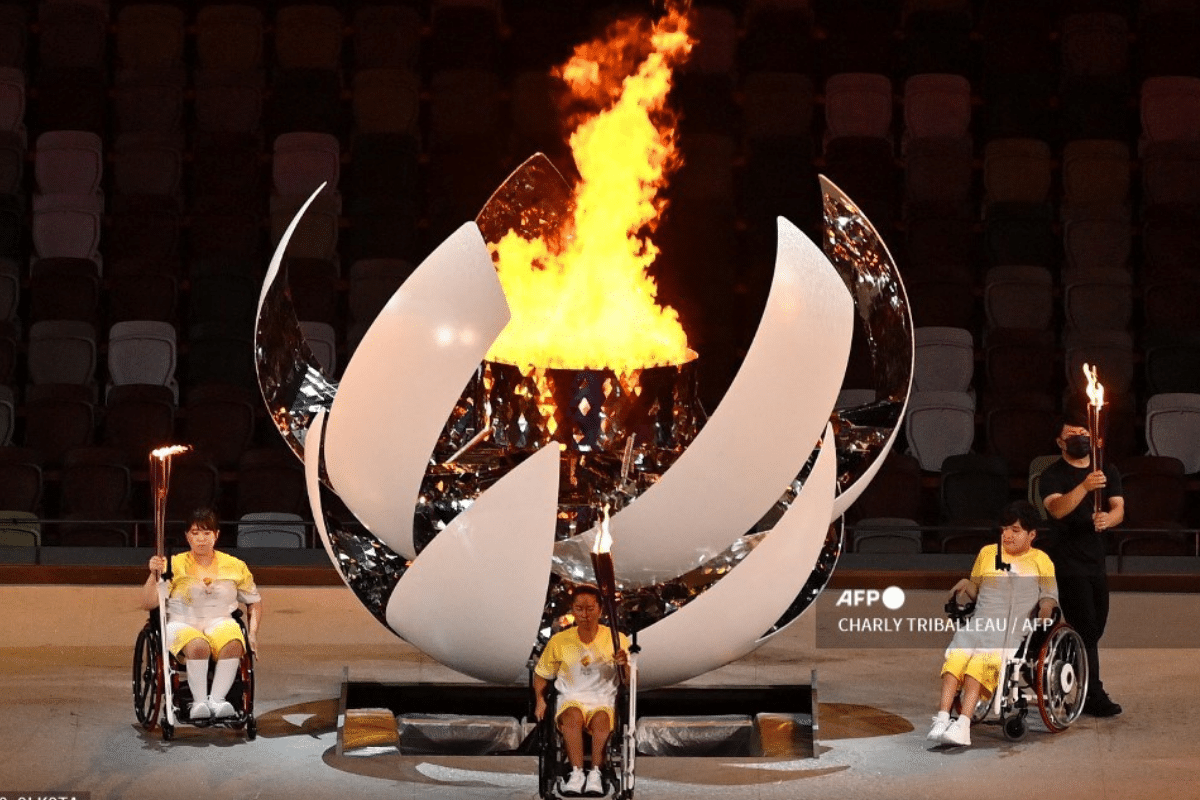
[254,156,913,688]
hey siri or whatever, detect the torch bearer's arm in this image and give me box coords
[141,554,169,610]
[1043,469,1108,520]
[1093,495,1124,533]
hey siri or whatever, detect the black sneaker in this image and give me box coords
[1084,694,1122,717]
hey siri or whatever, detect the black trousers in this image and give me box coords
[1056,572,1110,699]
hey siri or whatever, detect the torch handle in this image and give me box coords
[1089,404,1104,512]
[608,619,627,688]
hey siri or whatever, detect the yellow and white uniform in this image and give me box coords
[942,544,1057,696]
[164,550,260,657]
[535,626,630,726]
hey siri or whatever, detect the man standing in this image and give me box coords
[1038,414,1124,717]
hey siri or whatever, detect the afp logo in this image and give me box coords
[835,586,906,610]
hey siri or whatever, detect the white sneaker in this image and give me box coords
[940,715,971,746]
[209,697,236,719]
[189,700,211,720]
[560,767,585,796]
[927,713,951,741]
[583,767,605,796]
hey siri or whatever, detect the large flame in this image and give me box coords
[486,4,694,372]
[1083,362,1105,409]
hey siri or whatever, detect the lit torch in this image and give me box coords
[150,445,192,563]
[1082,363,1105,510]
[149,444,191,729]
[590,506,625,680]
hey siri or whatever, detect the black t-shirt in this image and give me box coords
[1038,458,1123,574]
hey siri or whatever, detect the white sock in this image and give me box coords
[209,657,240,703]
[935,710,950,722]
[186,659,208,706]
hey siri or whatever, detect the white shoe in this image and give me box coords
[189,700,211,720]
[560,767,585,796]
[583,767,605,796]
[940,715,971,746]
[927,713,951,741]
[209,697,236,719]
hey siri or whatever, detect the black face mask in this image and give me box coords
[1063,433,1091,459]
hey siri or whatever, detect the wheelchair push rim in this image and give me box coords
[1036,622,1089,732]
[132,623,163,730]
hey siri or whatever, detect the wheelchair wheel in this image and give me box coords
[1036,622,1089,732]
[132,622,163,731]
[240,649,255,732]
[536,711,560,799]
[1002,711,1027,741]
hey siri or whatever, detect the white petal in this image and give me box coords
[323,222,509,558]
[567,217,853,585]
[385,445,561,684]
[634,425,840,689]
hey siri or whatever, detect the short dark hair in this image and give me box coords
[187,507,220,532]
[998,501,1040,533]
[570,584,603,605]
[1055,409,1089,437]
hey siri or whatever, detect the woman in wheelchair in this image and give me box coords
[534,585,630,797]
[141,507,262,722]
[929,501,1058,747]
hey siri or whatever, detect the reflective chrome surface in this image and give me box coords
[819,175,914,516]
[475,153,575,256]
[259,158,907,687]
[254,184,338,465]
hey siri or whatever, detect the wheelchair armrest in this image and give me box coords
[944,598,976,625]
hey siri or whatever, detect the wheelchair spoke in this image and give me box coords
[1037,625,1088,731]
[132,625,162,730]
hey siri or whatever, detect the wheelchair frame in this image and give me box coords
[535,652,638,800]
[132,606,257,741]
[954,604,1089,741]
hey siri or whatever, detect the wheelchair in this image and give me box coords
[132,607,257,741]
[948,600,1089,741]
[534,648,638,800]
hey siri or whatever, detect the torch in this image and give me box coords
[150,445,191,566]
[1082,363,1105,511]
[590,506,625,683]
[149,444,191,727]
[590,506,639,784]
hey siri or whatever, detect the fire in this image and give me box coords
[486,3,694,372]
[151,444,191,460]
[1082,363,1104,409]
[594,505,614,555]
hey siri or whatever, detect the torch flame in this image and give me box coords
[487,3,694,372]
[594,505,614,555]
[151,444,191,460]
[1083,363,1104,409]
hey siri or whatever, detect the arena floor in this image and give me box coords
[2,585,1196,800]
